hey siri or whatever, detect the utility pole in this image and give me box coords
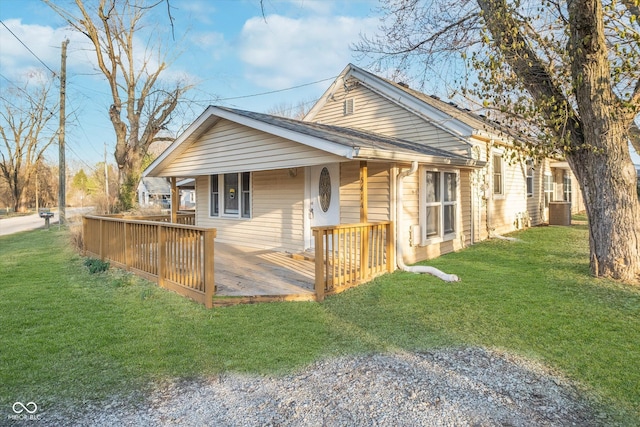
[58,39,68,225]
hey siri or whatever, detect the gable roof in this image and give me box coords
[144,106,484,177]
[305,63,521,144]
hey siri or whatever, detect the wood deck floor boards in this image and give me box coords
[214,242,315,297]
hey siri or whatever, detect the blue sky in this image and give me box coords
[1,0,638,172]
[0,0,384,170]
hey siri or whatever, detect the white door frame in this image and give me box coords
[304,163,340,250]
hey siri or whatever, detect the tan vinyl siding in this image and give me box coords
[195,169,305,252]
[459,169,472,246]
[526,159,550,226]
[490,156,528,235]
[161,119,344,177]
[339,162,360,224]
[339,161,392,224]
[311,84,469,155]
[367,163,391,222]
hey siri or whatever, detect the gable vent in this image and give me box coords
[344,98,355,116]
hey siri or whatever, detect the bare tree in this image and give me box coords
[0,80,59,212]
[267,98,315,120]
[357,0,640,282]
[45,0,193,210]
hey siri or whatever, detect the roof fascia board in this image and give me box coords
[356,147,486,168]
[304,64,352,121]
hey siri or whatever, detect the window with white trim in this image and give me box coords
[544,173,554,207]
[525,159,534,197]
[563,171,572,203]
[493,153,504,195]
[210,172,251,218]
[421,169,458,243]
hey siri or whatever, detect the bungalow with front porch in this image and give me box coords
[144,64,583,270]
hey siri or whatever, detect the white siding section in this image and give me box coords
[161,119,345,177]
[311,84,469,155]
[195,169,306,252]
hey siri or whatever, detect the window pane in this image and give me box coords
[563,173,572,202]
[210,175,219,216]
[425,172,440,203]
[241,172,251,218]
[493,155,503,194]
[444,205,456,234]
[544,175,553,207]
[526,160,534,196]
[426,206,440,237]
[224,173,238,214]
[444,173,456,202]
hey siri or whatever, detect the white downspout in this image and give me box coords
[396,162,460,282]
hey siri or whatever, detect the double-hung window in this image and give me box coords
[421,169,458,243]
[210,172,251,218]
[563,172,572,203]
[493,153,504,196]
[525,159,534,197]
[544,173,554,207]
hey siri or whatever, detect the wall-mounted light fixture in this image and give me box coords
[288,168,298,178]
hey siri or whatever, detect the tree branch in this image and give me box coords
[477,0,582,148]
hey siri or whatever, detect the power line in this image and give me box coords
[0,20,58,77]
[192,76,338,103]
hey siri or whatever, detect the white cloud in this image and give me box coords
[238,14,378,89]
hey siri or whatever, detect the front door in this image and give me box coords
[307,164,340,248]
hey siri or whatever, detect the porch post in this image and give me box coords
[170,177,178,223]
[360,161,368,223]
[314,228,325,302]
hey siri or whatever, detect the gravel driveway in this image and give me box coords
[44,347,601,426]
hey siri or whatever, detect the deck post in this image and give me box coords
[362,225,370,280]
[386,222,395,272]
[82,216,87,256]
[314,228,325,302]
[99,218,105,260]
[170,177,178,223]
[158,224,166,288]
[124,221,130,269]
[203,229,216,309]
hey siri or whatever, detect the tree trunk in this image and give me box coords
[567,0,640,283]
[567,131,640,283]
[116,150,143,211]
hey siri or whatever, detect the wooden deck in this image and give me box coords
[214,242,315,298]
[83,214,393,308]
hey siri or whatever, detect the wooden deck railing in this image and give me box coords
[82,215,216,308]
[99,212,196,225]
[312,222,394,301]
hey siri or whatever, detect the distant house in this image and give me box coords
[177,178,196,210]
[143,63,584,265]
[137,177,171,209]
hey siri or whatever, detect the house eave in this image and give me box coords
[355,148,486,168]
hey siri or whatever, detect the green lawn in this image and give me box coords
[1,225,639,424]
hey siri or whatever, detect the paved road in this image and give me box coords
[0,207,93,236]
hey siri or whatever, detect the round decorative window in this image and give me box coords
[319,167,331,212]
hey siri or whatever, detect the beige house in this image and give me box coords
[144,63,584,267]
